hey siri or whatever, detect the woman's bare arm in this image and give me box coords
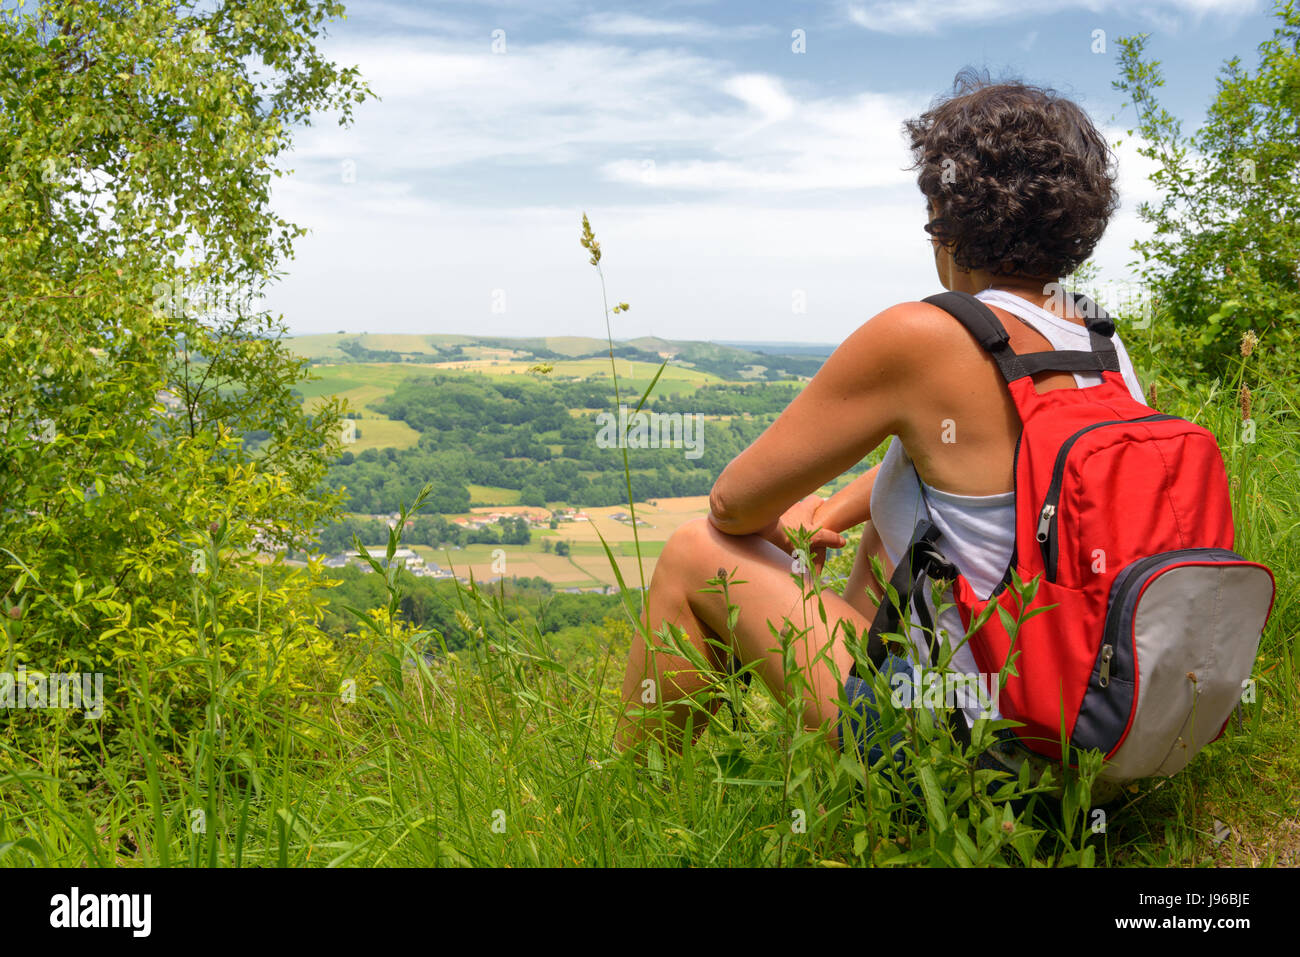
[707,304,917,536]
[814,463,880,533]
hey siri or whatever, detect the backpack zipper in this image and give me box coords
[1094,548,1243,690]
[1072,546,1251,757]
[1036,414,1176,581]
[990,430,1024,598]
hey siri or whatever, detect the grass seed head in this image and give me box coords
[579,213,601,266]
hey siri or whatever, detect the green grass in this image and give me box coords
[397,537,660,587]
[346,417,420,453]
[289,333,473,361]
[467,485,522,506]
[297,363,417,409]
[408,355,718,395]
[296,363,425,452]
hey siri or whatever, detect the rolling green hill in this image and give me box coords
[288,334,835,455]
[288,332,833,381]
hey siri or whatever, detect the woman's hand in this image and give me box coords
[759,494,848,570]
[813,464,879,534]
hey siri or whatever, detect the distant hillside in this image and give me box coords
[288,333,827,382]
[718,340,837,358]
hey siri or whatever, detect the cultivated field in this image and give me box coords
[293,356,727,454]
[374,495,712,589]
[295,362,423,451]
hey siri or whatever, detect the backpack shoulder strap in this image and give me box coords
[861,518,959,674]
[855,517,972,749]
[922,290,1120,385]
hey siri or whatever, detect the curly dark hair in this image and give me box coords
[904,68,1118,278]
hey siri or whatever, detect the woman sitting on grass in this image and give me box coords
[615,69,1147,764]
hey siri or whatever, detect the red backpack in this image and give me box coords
[865,290,1276,782]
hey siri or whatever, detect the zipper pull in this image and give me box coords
[1099,644,1113,688]
[1036,504,1056,543]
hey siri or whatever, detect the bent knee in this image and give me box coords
[659,516,715,569]
[677,515,715,547]
[660,515,777,584]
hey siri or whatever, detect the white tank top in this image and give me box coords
[867,288,1147,725]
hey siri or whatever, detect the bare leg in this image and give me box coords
[615,517,875,754]
[843,519,893,620]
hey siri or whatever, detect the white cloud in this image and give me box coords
[267,183,937,342]
[268,123,1163,343]
[599,86,923,193]
[582,13,771,40]
[264,20,1169,343]
[287,39,736,174]
[845,0,1258,35]
[347,1,476,35]
[288,35,928,193]
[724,73,796,122]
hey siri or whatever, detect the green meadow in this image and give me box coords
[291,354,729,457]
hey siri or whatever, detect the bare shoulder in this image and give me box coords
[830,299,973,373]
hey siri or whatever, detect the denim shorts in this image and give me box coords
[840,661,1128,809]
[838,654,913,766]
[839,655,1023,772]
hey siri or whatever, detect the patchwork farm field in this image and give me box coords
[299,357,724,402]
[293,355,729,455]
[294,363,424,451]
[378,496,711,588]
[294,349,865,588]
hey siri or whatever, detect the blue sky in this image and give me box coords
[266,0,1284,344]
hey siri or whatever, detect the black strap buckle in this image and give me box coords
[850,519,974,752]
[917,541,957,581]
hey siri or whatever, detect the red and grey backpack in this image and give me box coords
[864,289,1276,783]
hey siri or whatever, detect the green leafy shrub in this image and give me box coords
[0,0,371,746]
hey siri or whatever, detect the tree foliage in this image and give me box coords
[0,0,371,741]
[1114,3,1300,381]
[326,373,792,513]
